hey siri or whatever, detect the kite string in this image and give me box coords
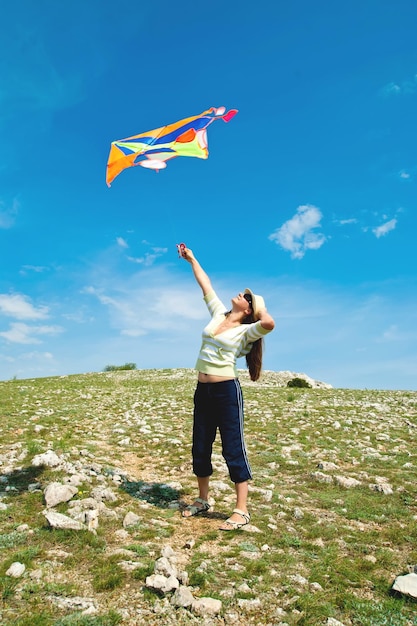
[161,201,183,257]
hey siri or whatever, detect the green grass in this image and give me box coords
[0,369,416,624]
[125,543,150,556]
[1,611,123,626]
[91,560,125,592]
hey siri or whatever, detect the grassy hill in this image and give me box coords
[0,369,416,625]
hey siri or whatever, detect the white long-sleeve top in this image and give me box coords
[195,290,272,377]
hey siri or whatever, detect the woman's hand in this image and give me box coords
[181,247,195,263]
[257,307,275,331]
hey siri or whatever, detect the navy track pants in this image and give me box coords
[192,379,252,484]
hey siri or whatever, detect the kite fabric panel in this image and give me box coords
[106,106,238,186]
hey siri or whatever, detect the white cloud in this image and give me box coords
[83,285,149,335]
[338,218,358,225]
[377,325,417,343]
[399,171,411,180]
[381,82,402,96]
[372,218,397,238]
[150,289,207,322]
[121,328,146,337]
[62,309,95,323]
[379,325,401,342]
[21,351,54,360]
[117,237,129,248]
[83,287,123,311]
[0,293,49,320]
[0,353,15,363]
[127,247,168,267]
[0,198,19,229]
[82,262,211,343]
[380,73,417,97]
[19,265,49,275]
[128,254,159,266]
[0,322,63,344]
[269,204,326,259]
[1,350,56,379]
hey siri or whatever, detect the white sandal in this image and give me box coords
[219,508,250,531]
[182,497,210,518]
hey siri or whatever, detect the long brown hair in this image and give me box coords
[246,337,263,382]
[225,309,264,382]
[242,309,263,381]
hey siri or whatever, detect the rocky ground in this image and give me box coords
[0,369,416,625]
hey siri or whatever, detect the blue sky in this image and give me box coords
[1,0,416,389]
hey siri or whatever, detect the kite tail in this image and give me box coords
[222,109,238,122]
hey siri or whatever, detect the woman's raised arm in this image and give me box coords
[181,247,212,296]
[257,307,275,331]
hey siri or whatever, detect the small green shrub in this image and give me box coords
[188,570,207,588]
[287,377,312,388]
[125,544,149,556]
[91,558,125,592]
[92,568,124,592]
[0,575,18,601]
[103,363,137,372]
[132,561,154,580]
[5,612,53,625]
[54,611,122,625]
[0,531,28,549]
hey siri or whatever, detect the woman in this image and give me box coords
[181,247,275,530]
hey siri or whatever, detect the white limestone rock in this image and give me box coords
[154,556,178,579]
[145,573,179,593]
[6,562,26,577]
[48,595,97,612]
[311,471,333,484]
[32,450,61,467]
[191,597,222,616]
[43,510,86,530]
[334,475,361,489]
[171,585,194,607]
[123,511,140,528]
[44,482,78,508]
[369,482,394,495]
[392,572,417,599]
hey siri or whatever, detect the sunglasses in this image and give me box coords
[243,293,253,308]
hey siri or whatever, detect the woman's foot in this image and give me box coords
[182,497,210,518]
[219,508,250,531]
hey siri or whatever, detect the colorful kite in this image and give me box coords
[106,106,238,186]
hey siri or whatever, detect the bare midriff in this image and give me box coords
[197,372,235,383]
